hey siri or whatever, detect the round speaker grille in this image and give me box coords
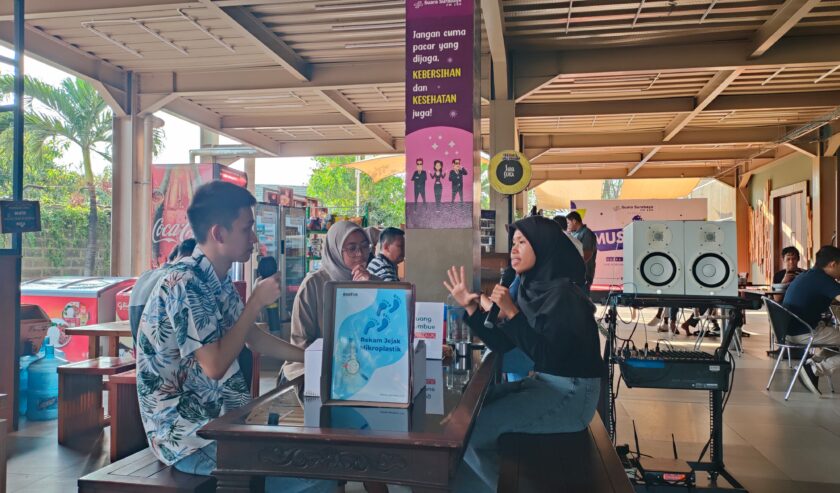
[639,252,678,287]
[691,253,731,288]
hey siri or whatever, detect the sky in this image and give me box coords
[0,48,318,187]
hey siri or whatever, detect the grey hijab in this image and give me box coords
[320,220,366,281]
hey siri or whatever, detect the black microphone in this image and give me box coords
[256,256,282,333]
[484,266,517,329]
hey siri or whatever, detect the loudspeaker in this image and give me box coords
[684,221,737,297]
[623,221,685,295]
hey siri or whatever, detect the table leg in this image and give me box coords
[0,418,6,493]
[88,336,100,359]
[108,337,119,357]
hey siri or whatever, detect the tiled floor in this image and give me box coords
[4,306,840,492]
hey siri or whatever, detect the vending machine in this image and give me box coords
[20,277,135,361]
[151,162,248,268]
[254,202,307,322]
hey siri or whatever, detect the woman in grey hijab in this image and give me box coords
[282,221,378,380]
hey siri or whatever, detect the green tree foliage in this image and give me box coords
[306,156,406,227]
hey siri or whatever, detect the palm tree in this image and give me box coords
[1,75,163,275]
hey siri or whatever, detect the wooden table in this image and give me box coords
[66,320,132,358]
[739,288,784,351]
[199,351,498,492]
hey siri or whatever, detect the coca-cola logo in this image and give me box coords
[117,301,128,310]
[152,218,194,244]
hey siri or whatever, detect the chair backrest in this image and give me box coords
[763,297,813,343]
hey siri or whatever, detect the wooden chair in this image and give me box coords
[108,370,148,461]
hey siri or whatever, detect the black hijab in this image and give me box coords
[510,216,593,335]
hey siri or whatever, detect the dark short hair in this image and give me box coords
[168,238,198,262]
[179,238,197,258]
[566,211,583,223]
[814,245,840,269]
[781,246,801,259]
[553,215,568,230]
[187,181,256,243]
[380,227,405,246]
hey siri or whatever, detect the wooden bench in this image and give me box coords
[498,414,634,493]
[108,370,148,461]
[58,357,135,444]
[78,448,216,493]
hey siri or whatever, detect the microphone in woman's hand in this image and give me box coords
[484,266,517,329]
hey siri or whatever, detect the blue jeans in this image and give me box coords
[454,374,601,493]
[174,442,337,493]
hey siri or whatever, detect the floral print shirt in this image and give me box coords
[136,246,250,465]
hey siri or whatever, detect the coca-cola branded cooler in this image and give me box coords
[151,163,248,268]
[115,284,132,321]
[20,277,135,361]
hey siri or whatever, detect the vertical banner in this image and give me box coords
[405,0,474,229]
[569,199,708,289]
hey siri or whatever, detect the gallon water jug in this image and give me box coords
[18,341,41,416]
[27,337,66,421]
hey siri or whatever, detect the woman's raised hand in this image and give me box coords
[443,265,480,311]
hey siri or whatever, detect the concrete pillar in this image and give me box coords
[404,3,481,302]
[111,114,158,276]
[489,99,516,252]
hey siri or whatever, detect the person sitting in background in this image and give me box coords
[364,226,381,259]
[783,245,840,395]
[648,307,680,334]
[282,221,380,382]
[772,246,805,302]
[553,215,584,257]
[367,227,405,282]
[128,238,196,341]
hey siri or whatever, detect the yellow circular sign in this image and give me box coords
[489,150,531,195]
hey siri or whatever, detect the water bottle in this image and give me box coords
[446,295,470,359]
[18,341,40,416]
[27,337,66,421]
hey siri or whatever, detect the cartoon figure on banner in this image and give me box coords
[432,160,445,208]
[410,158,427,210]
[449,158,468,203]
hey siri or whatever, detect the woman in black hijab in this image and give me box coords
[444,216,604,492]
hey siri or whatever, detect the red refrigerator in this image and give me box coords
[20,277,135,361]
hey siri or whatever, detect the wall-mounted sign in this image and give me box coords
[489,151,531,195]
[0,200,41,233]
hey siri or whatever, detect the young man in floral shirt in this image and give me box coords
[136,181,333,492]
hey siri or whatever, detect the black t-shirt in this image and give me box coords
[782,268,840,333]
[772,268,804,285]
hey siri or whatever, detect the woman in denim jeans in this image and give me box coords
[444,216,604,492]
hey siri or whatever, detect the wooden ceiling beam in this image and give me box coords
[198,0,309,81]
[514,34,840,101]
[751,0,820,58]
[663,69,742,141]
[163,97,282,155]
[318,89,395,151]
